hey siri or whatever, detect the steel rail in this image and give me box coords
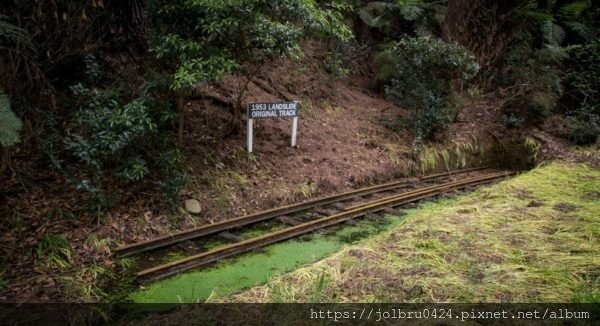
[136,171,513,283]
[115,167,487,257]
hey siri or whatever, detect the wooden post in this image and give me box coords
[247,118,253,153]
[291,116,298,148]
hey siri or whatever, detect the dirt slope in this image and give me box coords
[0,45,415,302]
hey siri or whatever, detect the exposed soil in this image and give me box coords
[0,44,413,302]
[0,42,596,303]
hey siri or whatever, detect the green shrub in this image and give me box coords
[149,0,352,136]
[501,41,565,122]
[568,113,599,145]
[65,85,156,181]
[62,56,186,212]
[500,0,598,124]
[565,44,599,108]
[376,36,479,139]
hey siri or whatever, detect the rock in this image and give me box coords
[184,199,202,214]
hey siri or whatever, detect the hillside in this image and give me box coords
[0,0,598,312]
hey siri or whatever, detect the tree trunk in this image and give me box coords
[110,0,147,51]
[441,0,528,83]
[227,65,263,136]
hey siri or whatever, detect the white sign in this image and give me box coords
[247,102,300,153]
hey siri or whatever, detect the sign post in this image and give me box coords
[247,101,300,153]
[291,116,298,147]
[247,118,253,153]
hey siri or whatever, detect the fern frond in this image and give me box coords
[537,44,569,64]
[559,0,591,17]
[358,9,377,27]
[400,5,424,21]
[358,9,390,29]
[565,21,598,42]
[0,14,34,51]
[364,1,396,12]
[397,0,423,5]
[521,11,553,23]
[0,90,22,147]
[542,20,566,45]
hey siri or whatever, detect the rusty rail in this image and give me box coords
[136,171,513,283]
[115,167,487,257]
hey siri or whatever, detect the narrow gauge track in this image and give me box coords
[132,170,514,283]
[116,167,485,258]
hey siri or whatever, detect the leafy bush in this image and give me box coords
[62,56,186,211]
[65,85,157,181]
[500,0,598,125]
[376,36,479,139]
[565,44,599,108]
[149,0,352,136]
[567,113,599,145]
[325,49,351,80]
[358,0,441,36]
[501,30,566,122]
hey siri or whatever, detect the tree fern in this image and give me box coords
[398,0,424,21]
[559,0,591,17]
[0,90,22,147]
[565,21,598,42]
[400,5,424,21]
[358,9,390,29]
[542,20,566,45]
[358,1,395,28]
[359,1,426,28]
[537,44,569,64]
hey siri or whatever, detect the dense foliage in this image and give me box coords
[1,0,599,221]
[1,0,599,305]
[149,0,352,136]
[563,43,600,144]
[498,0,599,143]
[0,0,352,214]
[376,36,479,140]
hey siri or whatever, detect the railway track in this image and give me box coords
[117,168,515,283]
[115,167,485,258]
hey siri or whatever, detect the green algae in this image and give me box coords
[129,215,404,303]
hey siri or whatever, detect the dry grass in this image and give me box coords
[226,161,600,303]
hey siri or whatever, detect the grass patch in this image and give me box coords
[35,233,73,270]
[227,161,599,303]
